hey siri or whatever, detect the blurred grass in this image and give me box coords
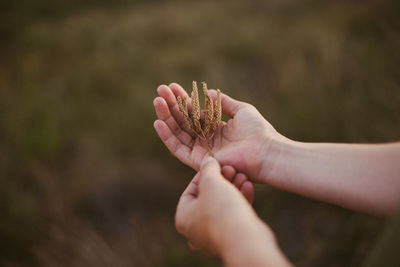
[0,0,399,266]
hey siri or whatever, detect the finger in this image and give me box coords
[169,83,195,117]
[169,82,190,99]
[153,97,194,146]
[221,165,236,182]
[188,241,200,251]
[240,181,255,204]
[233,173,247,189]
[209,90,248,118]
[157,84,193,133]
[153,120,193,166]
[175,174,200,235]
[199,157,223,191]
[180,173,200,203]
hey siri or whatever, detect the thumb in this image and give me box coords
[199,157,224,191]
[209,90,248,118]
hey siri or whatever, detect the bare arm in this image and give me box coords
[154,83,400,217]
[262,140,400,217]
[175,157,292,267]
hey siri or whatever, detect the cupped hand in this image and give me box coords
[220,165,254,204]
[153,83,284,183]
[175,157,268,256]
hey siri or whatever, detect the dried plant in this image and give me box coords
[176,81,222,156]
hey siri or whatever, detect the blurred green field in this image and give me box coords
[0,0,399,266]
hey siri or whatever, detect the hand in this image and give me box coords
[176,157,291,266]
[153,83,286,183]
[220,165,254,204]
[175,157,270,256]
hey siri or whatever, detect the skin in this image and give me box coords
[220,165,254,204]
[153,82,400,264]
[176,157,292,267]
[153,83,280,182]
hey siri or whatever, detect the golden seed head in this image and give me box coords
[177,95,193,130]
[175,81,223,157]
[191,81,200,121]
[212,89,222,132]
[202,82,214,136]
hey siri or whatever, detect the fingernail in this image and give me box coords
[201,156,215,167]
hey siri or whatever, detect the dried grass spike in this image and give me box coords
[174,81,222,157]
[177,96,193,130]
[202,82,214,136]
[191,81,202,134]
[212,89,222,133]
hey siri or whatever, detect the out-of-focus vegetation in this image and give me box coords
[0,0,399,266]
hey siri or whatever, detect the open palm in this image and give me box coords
[153,83,281,183]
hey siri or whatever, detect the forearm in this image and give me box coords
[262,139,400,216]
[214,215,292,267]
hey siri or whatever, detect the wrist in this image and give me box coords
[209,211,269,251]
[215,215,290,266]
[258,133,297,185]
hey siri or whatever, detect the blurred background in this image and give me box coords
[1,0,399,266]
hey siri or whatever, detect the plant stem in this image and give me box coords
[207,144,213,157]
[197,132,214,157]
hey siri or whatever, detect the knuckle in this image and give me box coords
[175,217,186,234]
[242,102,254,110]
